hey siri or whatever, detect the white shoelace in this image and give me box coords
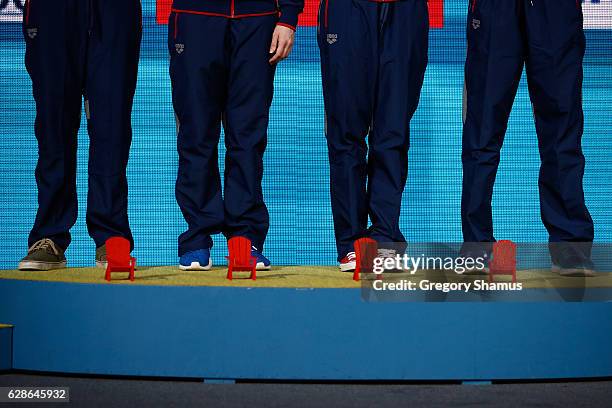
[28,238,60,255]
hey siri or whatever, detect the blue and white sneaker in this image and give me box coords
[179,249,212,271]
[252,247,271,271]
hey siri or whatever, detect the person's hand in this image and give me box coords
[269,25,295,64]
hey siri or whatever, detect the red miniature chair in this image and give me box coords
[353,238,378,282]
[226,236,257,281]
[105,237,136,282]
[488,240,517,283]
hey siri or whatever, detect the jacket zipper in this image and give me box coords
[324,0,329,28]
[25,0,31,25]
[471,0,477,13]
[174,12,179,40]
[138,1,142,30]
[231,0,235,17]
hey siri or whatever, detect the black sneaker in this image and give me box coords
[96,245,107,269]
[550,243,595,277]
[18,239,67,271]
[460,246,491,275]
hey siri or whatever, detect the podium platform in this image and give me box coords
[0,324,13,371]
[1,267,611,382]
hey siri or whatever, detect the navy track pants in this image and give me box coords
[462,0,594,254]
[24,0,141,250]
[169,12,277,256]
[318,0,429,260]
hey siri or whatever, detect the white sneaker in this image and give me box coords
[339,252,356,272]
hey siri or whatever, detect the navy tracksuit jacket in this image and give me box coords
[171,0,303,30]
[169,0,303,256]
[462,0,594,260]
[318,0,429,260]
[24,0,142,251]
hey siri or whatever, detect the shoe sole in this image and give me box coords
[179,260,213,271]
[461,267,490,276]
[551,265,596,277]
[340,261,356,273]
[18,260,67,271]
[256,262,271,271]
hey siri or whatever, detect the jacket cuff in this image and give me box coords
[278,6,300,30]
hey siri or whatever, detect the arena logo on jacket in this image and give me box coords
[0,0,24,22]
[583,0,612,29]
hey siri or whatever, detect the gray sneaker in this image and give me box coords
[18,239,67,271]
[377,248,403,273]
[96,245,107,269]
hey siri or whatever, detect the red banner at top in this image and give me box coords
[157,0,444,28]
